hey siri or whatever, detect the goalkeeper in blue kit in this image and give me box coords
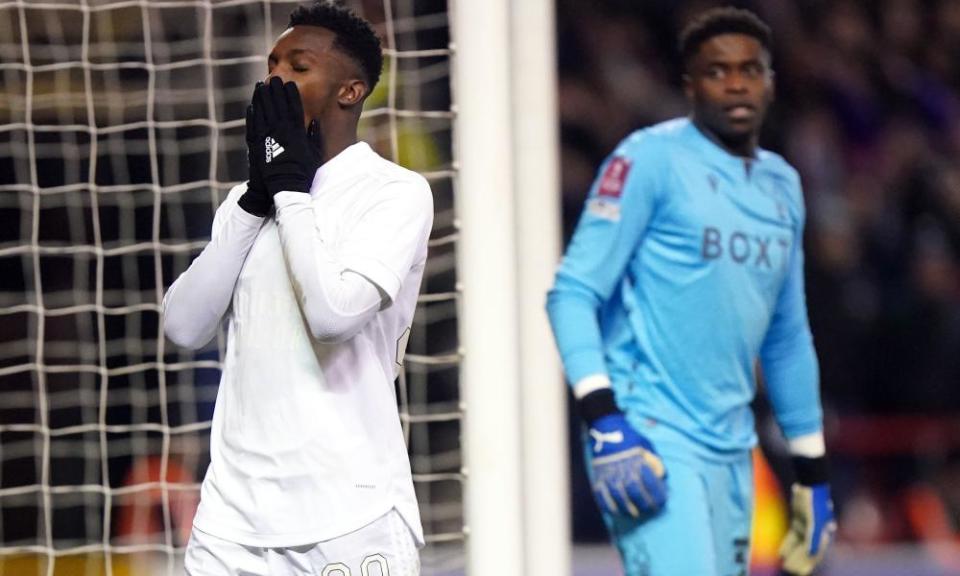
[547,8,836,576]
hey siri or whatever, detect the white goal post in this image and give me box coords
[452,0,570,574]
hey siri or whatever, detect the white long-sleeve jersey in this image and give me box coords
[163,142,432,547]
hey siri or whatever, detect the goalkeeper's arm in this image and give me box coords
[575,375,668,518]
[547,276,667,518]
[779,434,836,576]
[760,200,836,575]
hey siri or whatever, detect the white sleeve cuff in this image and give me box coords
[273,190,312,210]
[229,201,267,229]
[572,373,611,400]
[788,431,826,458]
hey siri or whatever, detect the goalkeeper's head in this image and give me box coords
[266,1,383,130]
[679,7,774,157]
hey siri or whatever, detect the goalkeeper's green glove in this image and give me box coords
[580,388,667,518]
[779,456,837,575]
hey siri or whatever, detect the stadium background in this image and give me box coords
[0,0,958,575]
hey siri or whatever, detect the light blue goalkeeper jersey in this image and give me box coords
[547,118,822,453]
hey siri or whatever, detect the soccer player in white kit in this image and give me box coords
[163,3,431,574]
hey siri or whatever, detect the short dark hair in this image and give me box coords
[678,7,772,69]
[289,1,383,94]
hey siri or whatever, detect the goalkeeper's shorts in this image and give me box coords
[184,507,420,576]
[583,416,753,576]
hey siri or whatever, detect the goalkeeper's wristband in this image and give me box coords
[792,455,830,486]
[578,387,620,425]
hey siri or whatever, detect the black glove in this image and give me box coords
[237,85,272,217]
[248,76,323,196]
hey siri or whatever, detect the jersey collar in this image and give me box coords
[685,118,763,164]
[309,141,375,194]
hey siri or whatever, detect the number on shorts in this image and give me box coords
[361,554,389,575]
[321,564,350,576]
[321,555,390,576]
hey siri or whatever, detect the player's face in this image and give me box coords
[265,26,364,127]
[684,34,773,152]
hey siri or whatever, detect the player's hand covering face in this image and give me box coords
[236,95,273,216]
[247,77,323,196]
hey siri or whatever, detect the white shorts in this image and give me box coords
[184,508,420,576]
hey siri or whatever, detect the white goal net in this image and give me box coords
[0,1,463,574]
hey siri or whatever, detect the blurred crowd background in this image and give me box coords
[557,0,960,559]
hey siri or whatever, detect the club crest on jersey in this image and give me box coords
[598,156,631,198]
[587,156,630,221]
[265,136,284,163]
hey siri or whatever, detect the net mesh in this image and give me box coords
[0,1,463,574]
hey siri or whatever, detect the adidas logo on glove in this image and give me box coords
[264,136,284,163]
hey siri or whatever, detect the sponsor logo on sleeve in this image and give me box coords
[586,199,621,221]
